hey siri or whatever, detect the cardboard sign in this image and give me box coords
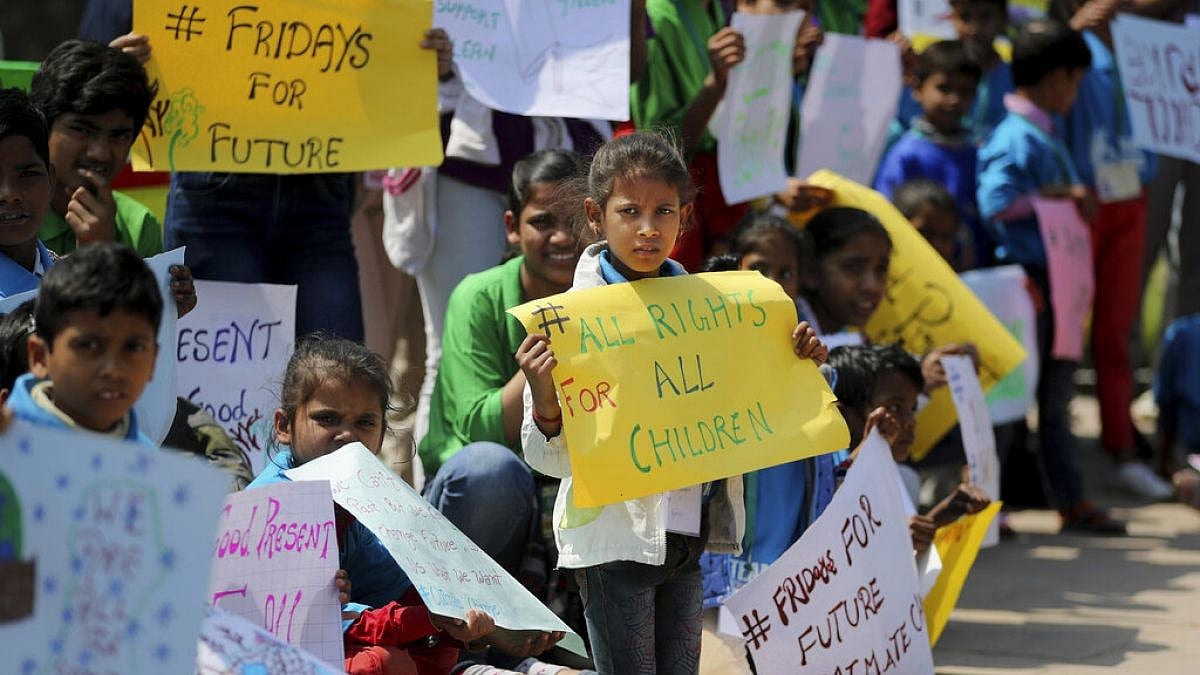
[286,443,588,658]
[176,280,297,474]
[507,271,849,508]
[1032,197,1094,361]
[922,501,1002,646]
[806,171,1027,461]
[1114,15,1200,163]
[717,11,806,204]
[209,481,343,667]
[434,0,631,120]
[725,431,935,674]
[197,605,341,674]
[797,36,902,184]
[131,0,441,172]
[0,420,227,674]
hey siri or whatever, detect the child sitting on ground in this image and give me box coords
[9,242,160,445]
[829,344,990,566]
[250,335,570,675]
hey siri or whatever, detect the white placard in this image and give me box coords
[286,443,588,658]
[209,481,343,667]
[135,247,186,445]
[176,280,297,474]
[725,431,934,674]
[961,265,1038,425]
[942,355,1002,548]
[717,11,806,204]
[435,0,632,120]
[1113,14,1200,162]
[197,605,341,675]
[898,0,956,39]
[0,420,227,674]
[796,35,902,184]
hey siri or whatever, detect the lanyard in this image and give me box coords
[1011,113,1078,184]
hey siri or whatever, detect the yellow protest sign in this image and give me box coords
[507,272,850,508]
[131,0,441,173]
[923,501,1002,646]
[805,171,1026,461]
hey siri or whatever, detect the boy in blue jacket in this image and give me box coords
[977,19,1124,534]
[875,40,989,266]
[9,241,159,447]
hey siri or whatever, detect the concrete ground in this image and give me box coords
[933,396,1200,674]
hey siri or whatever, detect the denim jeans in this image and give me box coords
[1026,267,1085,510]
[576,531,707,675]
[423,442,537,576]
[164,172,364,341]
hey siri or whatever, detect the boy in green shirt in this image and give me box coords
[30,39,162,258]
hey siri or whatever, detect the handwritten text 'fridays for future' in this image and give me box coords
[533,289,777,475]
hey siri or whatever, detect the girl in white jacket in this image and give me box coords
[514,132,828,674]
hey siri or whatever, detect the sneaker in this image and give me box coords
[1116,461,1175,501]
[1061,502,1127,535]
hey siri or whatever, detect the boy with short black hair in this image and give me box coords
[8,241,161,445]
[28,39,161,258]
[978,19,1125,534]
[0,88,56,297]
[875,40,988,265]
[949,0,1013,136]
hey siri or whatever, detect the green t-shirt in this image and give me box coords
[633,0,726,155]
[419,256,528,475]
[40,190,164,258]
[816,0,867,36]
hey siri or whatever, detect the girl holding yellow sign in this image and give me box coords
[516,132,829,675]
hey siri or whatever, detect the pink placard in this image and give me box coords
[1032,197,1094,360]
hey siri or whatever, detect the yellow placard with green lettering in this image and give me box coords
[507,272,850,508]
[131,0,441,173]
[805,171,1026,461]
[923,501,1002,646]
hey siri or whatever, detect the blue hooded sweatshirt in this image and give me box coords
[248,449,412,619]
[7,373,153,447]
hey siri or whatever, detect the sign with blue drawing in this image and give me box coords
[435,0,632,120]
[0,420,228,674]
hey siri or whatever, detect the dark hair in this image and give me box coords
[0,88,51,168]
[699,254,740,273]
[277,333,397,439]
[34,242,162,346]
[829,345,880,417]
[30,39,156,132]
[829,342,924,417]
[914,40,983,85]
[871,343,925,394]
[892,179,957,221]
[806,207,892,262]
[1010,19,1091,88]
[732,213,813,265]
[508,149,587,215]
[0,300,35,392]
[588,131,694,208]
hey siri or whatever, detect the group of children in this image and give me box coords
[2,0,1195,673]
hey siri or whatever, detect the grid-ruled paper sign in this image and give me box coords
[208,481,344,668]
